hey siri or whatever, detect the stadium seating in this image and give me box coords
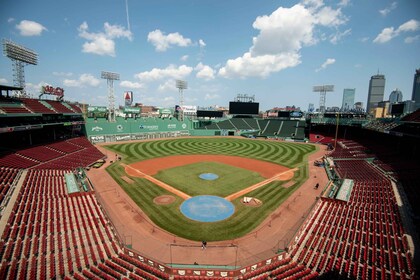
[401,109,420,122]
[288,137,416,279]
[20,98,55,114]
[0,137,104,170]
[44,100,75,114]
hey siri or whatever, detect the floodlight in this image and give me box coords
[313,85,334,113]
[101,70,120,122]
[3,39,38,65]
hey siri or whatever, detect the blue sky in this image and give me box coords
[1,0,419,111]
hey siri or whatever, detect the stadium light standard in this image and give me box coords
[313,85,334,114]
[2,39,38,96]
[101,71,120,122]
[176,80,187,121]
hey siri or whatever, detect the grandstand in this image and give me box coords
[199,118,307,140]
[0,94,418,279]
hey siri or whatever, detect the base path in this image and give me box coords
[124,163,191,200]
[225,168,297,201]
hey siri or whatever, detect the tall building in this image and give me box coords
[411,68,420,110]
[366,74,385,114]
[308,103,314,112]
[341,88,355,111]
[389,89,403,104]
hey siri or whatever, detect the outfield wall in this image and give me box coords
[85,117,192,143]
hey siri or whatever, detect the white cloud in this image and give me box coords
[379,2,397,17]
[63,73,100,87]
[398,19,420,32]
[195,63,215,81]
[147,29,192,52]
[25,82,46,94]
[0,78,8,84]
[373,19,420,43]
[302,0,324,10]
[314,6,347,27]
[158,80,181,92]
[180,55,189,61]
[199,39,206,48]
[220,2,346,79]
[120,80,144,89]
[135,65,193,81]
[330,28,351,44]
[360,37,369,43]
[104,22,133,40]
[78,21,132,56]
[219,52,301,79]
[16,20,47,36]
[404,35,420,44]
[338,0,350,7]
[316,58,336,72]
[8,18,14,23]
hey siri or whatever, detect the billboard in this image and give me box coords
[123,107,141,114]
[277,111,290,118]
[41,85,64,98]
[390,103,404,115]
[124,91,133,106]
[182,105,197,114]
[197,110,223,118]
[88,106,107,113]
[229,102,259,115]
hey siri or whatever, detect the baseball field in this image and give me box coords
[104,137,317,241]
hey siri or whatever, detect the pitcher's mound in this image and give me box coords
[154,195,176,205]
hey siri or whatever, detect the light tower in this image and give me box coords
[176,80,188,121]
[101,71,120,122]
[313,85,334,113]
[2,39,38,96]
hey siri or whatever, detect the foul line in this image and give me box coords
[124,164,191,200]
[224,168,298,201]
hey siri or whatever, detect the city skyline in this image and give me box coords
[0,0,419,111]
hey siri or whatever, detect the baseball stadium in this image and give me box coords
[0,80,419,280]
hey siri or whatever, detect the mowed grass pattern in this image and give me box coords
[154,161,265,197]
[105,138,316,241]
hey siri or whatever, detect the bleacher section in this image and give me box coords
[20,98,56,114]
[0,167,19,206]
[0,96,83,115]
[289,164,414,279]
[44,100,76,114]
[201,118,306,139]
[0,137,104,170]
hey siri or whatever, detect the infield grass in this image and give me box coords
[154,161,265,196]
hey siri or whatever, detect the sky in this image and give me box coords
[0,0,419,111]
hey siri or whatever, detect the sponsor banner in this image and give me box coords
[159,108,172,115]
[131,134,146,140]
[139,125,159,130]
[91,126,103,132]
[116,135,131,141]
[88,106,108,113]
[124,91,133,106]
[90,135,105,143]
[124,107,141,114]
[42,85,64,98]
[182,105,197,114]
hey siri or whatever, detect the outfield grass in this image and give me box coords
[154,161,265,197]
[105,138,316,241]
